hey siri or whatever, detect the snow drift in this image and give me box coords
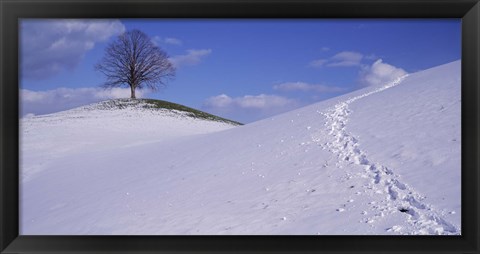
[20,60,461,235]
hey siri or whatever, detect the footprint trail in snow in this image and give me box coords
[315,75,459,235]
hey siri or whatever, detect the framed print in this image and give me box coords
[1,0,479,253]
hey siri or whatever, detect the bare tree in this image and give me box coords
[95,29,175,99]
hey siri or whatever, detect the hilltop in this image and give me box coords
[78,98,243,126]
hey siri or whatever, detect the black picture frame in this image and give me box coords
[1,0,479,253]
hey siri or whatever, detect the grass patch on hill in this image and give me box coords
[98,98,243,126]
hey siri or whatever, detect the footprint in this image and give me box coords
[394,180,407,190]
[399,207,418,219]
[405,196,426,209]
[387,186,398,200]
[386,225,402,232]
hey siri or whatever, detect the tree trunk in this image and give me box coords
[130,86,136,99]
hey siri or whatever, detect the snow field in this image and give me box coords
[20,60,461,235]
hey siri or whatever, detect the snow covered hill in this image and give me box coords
[20,60,461,235]
[20,99,241,183]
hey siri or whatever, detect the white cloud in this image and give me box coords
[309,51,364,68]
[359,59,408,87]
[204,94,233,108]
[273,82,345,93]
[152,36,182,46]
[327,51,364,67]
[203,93,298,123]
[164,37,182,45]
[204,94,295,110]
[309,59,328,68]
[21,19,125,80]
[364,54,378,60]
[20,87,148,116]
[169,49,212,68]
[236,94,295,109]
[151,36,163,46]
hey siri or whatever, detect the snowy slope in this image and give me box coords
[20,99,239,183]
[348,62,461,230]
[20,61,461,235]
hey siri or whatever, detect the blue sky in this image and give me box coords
[20,19,460,123]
